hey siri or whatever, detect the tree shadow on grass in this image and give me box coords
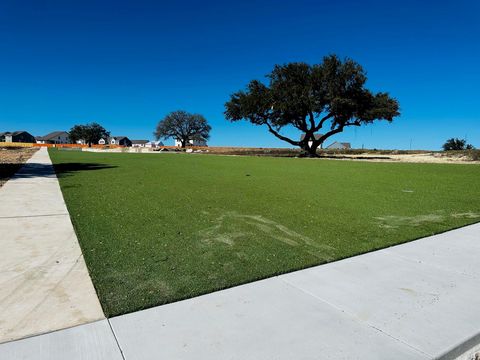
[3,162,117,180]
[53,163,117,178]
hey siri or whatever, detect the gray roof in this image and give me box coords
[326,141,351,149]
[147,140,164,144]
[1,131,32,136]
[131,140,149,144]
[37,131,69,141]
[300,133,324,141]
[111,136,129,141]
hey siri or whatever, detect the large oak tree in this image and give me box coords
[225,55,400,156]
[154,110,211,148]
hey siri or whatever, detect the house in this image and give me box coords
[108,136,132,146]
[0,131,36,143]
[131,140,149,148]
[98,136,132,146]
[174,136,207,147]
[36,131,70,144]
[300,133,325,148]
[326,141,351,150]
[145,140,164,148]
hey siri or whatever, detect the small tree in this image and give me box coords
[68,125,86,144]
[154,110,211,148]
[68,123,109,147]
[225,55,400,156]
[442,138,474,151]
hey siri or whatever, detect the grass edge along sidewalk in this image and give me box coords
[0,148,104,344]
[2,222,480,359]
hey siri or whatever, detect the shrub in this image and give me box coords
[442,138,474,151]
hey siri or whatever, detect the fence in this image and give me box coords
[0,142,40,148]
[0,142,213,152]
[0,142,261,153]
[0,142,125,149]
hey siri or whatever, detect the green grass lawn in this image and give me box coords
[49,149,480,317]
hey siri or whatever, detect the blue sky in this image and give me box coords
[0,0,478,149]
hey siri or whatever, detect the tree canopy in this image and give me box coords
[154,110,211,148]
[69,123,109,147]
[442,138,474,151]
[225,55,400,156]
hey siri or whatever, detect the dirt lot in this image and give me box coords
[83,145,480,164]
[201,147,480,164]
[0,147,38,187]
[320,152,480,164]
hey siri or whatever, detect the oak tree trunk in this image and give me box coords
[300,139,320,158]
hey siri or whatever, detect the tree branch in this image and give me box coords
[314,113,334,132]
[308,111,315,130]
[312,119,362,148]
[265,122,300,146]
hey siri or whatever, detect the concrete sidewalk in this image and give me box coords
[0,147,104,343]
[1,219,479,359]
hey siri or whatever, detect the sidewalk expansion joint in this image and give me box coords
[278,276,432,359]
[107,319,126,360]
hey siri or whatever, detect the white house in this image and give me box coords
[110,136,132,146]
[36,131,70,144]
[174,137,207,147]
[131,140,149,147]
[145,140,164,148]
[326,141,351,150]
[300,133,324,148]
[98,136,132,146]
